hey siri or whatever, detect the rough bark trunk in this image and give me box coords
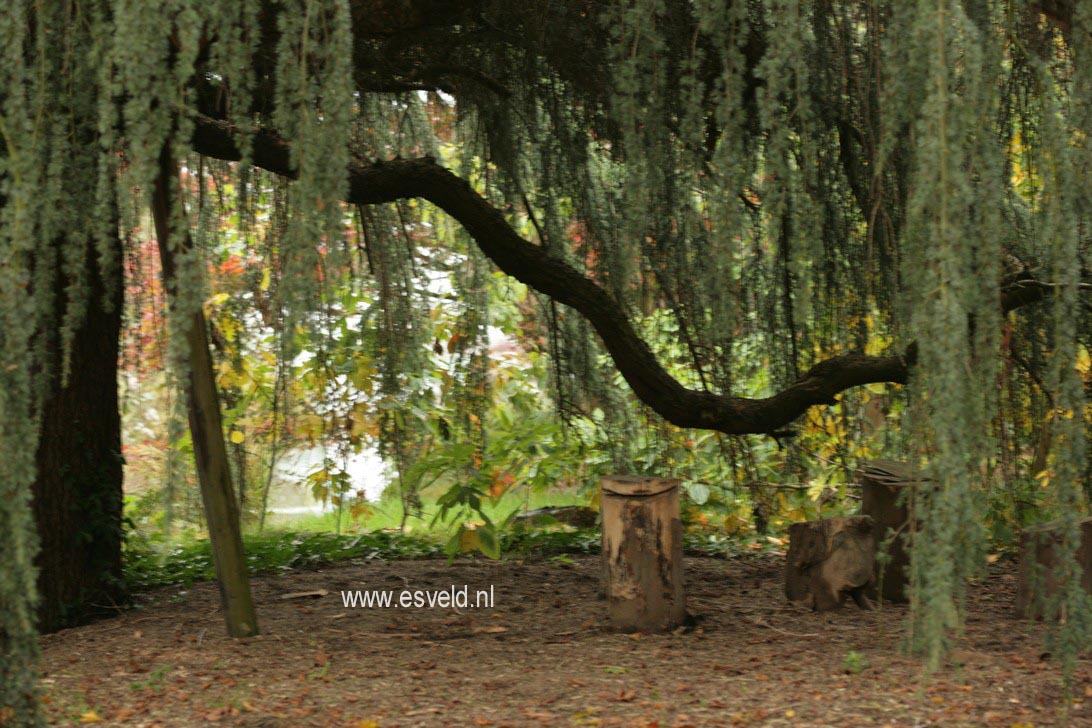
[152,151,259,639]
[1015,517,1092,619]
[859,460,920,604]
[32,234,126,633]
[600,476,686,631]
[785,516,876,611]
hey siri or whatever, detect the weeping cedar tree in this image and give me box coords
[2,0,1091,720]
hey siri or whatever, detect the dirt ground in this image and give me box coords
[39,553,1091,727]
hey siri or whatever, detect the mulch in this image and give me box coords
[38,553,1091,726]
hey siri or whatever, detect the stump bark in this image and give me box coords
[785,516,876,611]
[1015,517,1092,619]
[859,459,922,603]
[600,476,686,631]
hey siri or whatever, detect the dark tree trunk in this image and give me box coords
[1015,517,1092,619]
[32,235,126,633]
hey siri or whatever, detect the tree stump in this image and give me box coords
[859,459,922,603]
[785,516,876,611]
[600,476,686,631]
[1015,518,1092,619]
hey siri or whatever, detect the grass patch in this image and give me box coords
[125,524,772,593]
[124,530,444,591]
[124,487,779,592]
[261,489,588,533]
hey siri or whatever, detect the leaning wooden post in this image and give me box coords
[600,476,686,631]
[152,148,259,638]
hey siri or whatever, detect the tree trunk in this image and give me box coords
[32,234,126,633]
[859,459,920,604]
[785,516,876,611]
[152,151,259,638]
[1015,518,1092,619]
[600,476,686,631]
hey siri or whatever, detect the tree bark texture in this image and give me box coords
[600,476,686,632]
[785,516,876,611]
[1015,517,1092,619]
[32,235,126,633]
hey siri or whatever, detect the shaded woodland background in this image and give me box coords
[1,0,1091,725]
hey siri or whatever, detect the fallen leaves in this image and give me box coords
[35,554,1083,727]
[521,709,558,721]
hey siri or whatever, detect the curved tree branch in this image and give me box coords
[190,115,1071,436]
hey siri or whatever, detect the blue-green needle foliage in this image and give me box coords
[2,2,1090,723]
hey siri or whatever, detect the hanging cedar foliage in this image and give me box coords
[2,1,1090,722]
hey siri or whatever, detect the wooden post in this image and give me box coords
[1015,518,1092,619]
[152,149,259,638]
[785,516,876,611]
[600,476,685,631]
[859,460,921,603]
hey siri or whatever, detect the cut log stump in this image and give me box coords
[785,516,876,611]
[860,459,923,604]
[1015,517,1092,619]
[600,476,686,631]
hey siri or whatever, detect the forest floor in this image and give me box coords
[39,553,1091,727]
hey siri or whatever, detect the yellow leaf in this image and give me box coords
[460,528,482,553]
[230,430,245,444]
[220,317,239,343]
[349,403,371,438]
[79,711,104,723]
[217,370,237,390]
[588,489,601,510]
[357,721,380,728]
[260,266,272,292]
[785,709,796,718]
[723,513,749,535]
